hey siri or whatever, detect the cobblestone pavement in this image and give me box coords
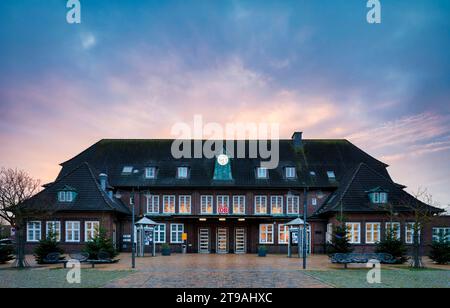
[104,254,331,288]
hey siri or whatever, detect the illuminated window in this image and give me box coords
[217,195,230,214]
[405,223,420,244]
[365,222,381,244]
[178,195,191,214]
[286,195,299,215]
[345,222,361,244]
[270,196,283,215]
[278,224,289,244]
[254,195,267,214]
[233,195,245,214]
[259,224,274,244]
[201,195,213,214]
[163,195,175,213]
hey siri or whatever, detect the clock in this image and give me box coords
[217,154,229,166]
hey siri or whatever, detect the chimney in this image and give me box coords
[292,131,303,149]
[99,173,108,191]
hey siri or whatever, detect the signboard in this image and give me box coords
[182,233,187,241]
[123,234,131,243]
[218,205,229,214]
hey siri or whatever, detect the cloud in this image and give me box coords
[80,32,96,50]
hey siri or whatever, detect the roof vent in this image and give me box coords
[292,131,303,149]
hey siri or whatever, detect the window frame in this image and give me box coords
[432,227,450,242]
[256,167,268,179]
[27,221,41,242]
[285,167,296,179]
[278,224,289,244]
[286,195,299,215]
[270,195,283,215]
[170,223,184,243]
[254,195,268,215]
[163,195,176,214]
[177,167,189,179]
[200,195,214,214]
[345,222,361,244]
[145,167,156,179]
[216,195,230,215]
[259,224,274,244]
[46,221,61,242]
[146,194,160,214]
[327,171,336,179]
[365,222,381,244]
[385,222,401,240]
[84,221,99,242]
[65,221,81,243]
[178,195,192,214]
[405,222,420,244]
[154,224,166,243]
[232,195,246,215]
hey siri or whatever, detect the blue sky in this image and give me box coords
[0,0,449,207]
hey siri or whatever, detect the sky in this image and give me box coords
[0,0,449,209]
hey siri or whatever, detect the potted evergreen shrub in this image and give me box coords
[428,233,450,264]
[33,231,64,264]
[258,245,268,257]
[83,227,117,260]
[161,243,171,256]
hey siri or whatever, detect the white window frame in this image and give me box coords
[256,167,268,179]
[178,195,192,214]
[65,221,80,243]
[385,222,401,240]
[46,221,61,242]
[270,195,283,215]
[278,224,289,244]
[432,227,450,242]
[311,197,317,206]
[232,195,246,215]
[170,223,184,243]
[85,221,99,242]
[259,224,274,244]
[58,191,73,202]
[27,221,41,242]
[163,195,175,214]
[216,195,230,215]
[286,195,299,215]
[177,167,188,179]
[405,222,420,244]
[200,195,214,214]
[379,192,387,203]
[285,167,296,179]
[254,195,267,215]
[154,224,166,243]
[365,222,381,244]
[145,167,156,179]
[146,195,160,214]
[346,222,361,244]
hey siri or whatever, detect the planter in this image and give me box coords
[258,248,267,257]
[161,248,171,256]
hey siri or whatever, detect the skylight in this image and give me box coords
[327,171,336,179]
[122,166,133,174]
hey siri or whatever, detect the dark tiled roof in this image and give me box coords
[22,162,130,215]
[57,139,391,188]
[315,163,443,215]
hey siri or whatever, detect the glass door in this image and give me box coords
[235,227,246,253]
[216,227,228,253]
[198,228,210,253]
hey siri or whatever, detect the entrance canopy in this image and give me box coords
[135,217,158,226]
[285,217,308,226]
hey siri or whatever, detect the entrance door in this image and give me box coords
[235,227,246,253]
[198,228,210,253]
[216,228,228,253]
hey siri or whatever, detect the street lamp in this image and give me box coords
[287,187,308,269]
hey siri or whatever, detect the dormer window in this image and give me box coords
[256,167,268,179]
[327,171,336,180]
[58,190,76,202]
[145,167,156,179]
[367,187,389,204]
[285,167,296,179]
[177,167,189,179]
[122,166,133,174]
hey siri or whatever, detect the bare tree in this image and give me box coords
[0,168,41,267]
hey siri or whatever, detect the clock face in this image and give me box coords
[217,154,229,166]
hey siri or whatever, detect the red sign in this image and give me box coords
[218,205,229,214]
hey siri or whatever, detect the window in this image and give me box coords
[327,171,336,180]
[285,167,296,179]
[58,191,74,202]
[46,221,61,241]
[85,221,99,242]
[326,223,333,243]
[379,192,388,203]
[254,195,267,214]
[385,222,401,240]
[163,195,175,213]
[177,167,188,179]
[278,224,289,244]
[311,198,317,206]
[256,167,268,179]
[146,195,160,214]
[170,223,184,243]
[65,221,80,243]
[27,221,41,242]
[405,223,420,244]
[145,167,156,179]
[346,223,361,244]
[201,195,213,214]
[270,196,283,215]
[259,224,274,244]
[286,194,299,215]
[178,195,191,214]
[233,195,245,214]
[432,228,450,243]
[122,166,133,174]
[370,192,388,204]
[154,224,166,243]
[365,223,381,244]
[217,195,230,214]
